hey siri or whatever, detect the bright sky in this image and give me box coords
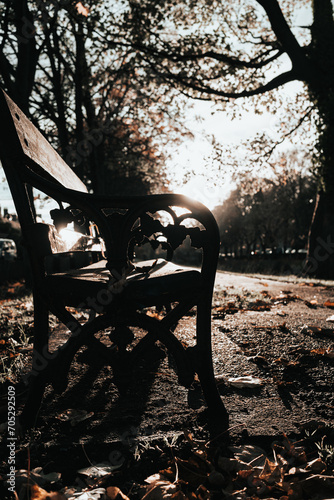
[167,107,271,209]
[167,81,304,210]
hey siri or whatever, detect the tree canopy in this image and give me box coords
[122,0,334,278]
[0,0,189,195]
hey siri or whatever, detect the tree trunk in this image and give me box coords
[306,191,334,278]
[306,0,334,279]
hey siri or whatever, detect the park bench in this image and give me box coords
[0,88,229,430]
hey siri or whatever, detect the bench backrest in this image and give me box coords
[0,88,87,195]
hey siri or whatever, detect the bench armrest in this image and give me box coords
[23,171,220,285]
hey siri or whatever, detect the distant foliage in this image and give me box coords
[213,153,317,257]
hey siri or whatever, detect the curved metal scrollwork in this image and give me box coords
[127,211,207,263]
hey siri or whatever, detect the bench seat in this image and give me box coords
[46,258,201,307]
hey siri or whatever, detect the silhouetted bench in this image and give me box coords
[0,88,228,430]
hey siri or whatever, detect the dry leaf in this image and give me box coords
[259,457,283,485]
[218,457,252,473]
[228,375,263,389]
[106,486,130,500]
[229,445,267,467]
[248,299,271,311]
[146,310,164,321]
[175,456,209,487]
[73,488,107,500]
[78,461,123,478]
[29,484,66,500]
[304,299,318,308]
[305,458,327,474]
[143,474,179,499]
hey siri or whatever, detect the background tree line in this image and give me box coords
[213,151,317,260]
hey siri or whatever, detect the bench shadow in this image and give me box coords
[40,341,176,444]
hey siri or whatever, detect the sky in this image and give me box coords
[167,81,304,210]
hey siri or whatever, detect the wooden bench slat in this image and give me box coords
[0,89,87,193]
[45,258,202,306]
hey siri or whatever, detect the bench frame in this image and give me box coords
[0,88,229,430]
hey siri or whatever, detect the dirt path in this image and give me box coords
[1,272,334,495]
[210,271,334,436]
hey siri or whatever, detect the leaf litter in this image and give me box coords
[7,428,334,500]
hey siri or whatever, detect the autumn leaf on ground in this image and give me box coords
[143,473,179,499]
[23,484,65,500]
[304,299,318,308]
[78,461,124,478]
[227,375,263,389]
[175,455,210,487]
[247,299,271,311]
[106,486,130,500]
[146,310,164,321]
[259,457,284,485]
[272,293,301,304]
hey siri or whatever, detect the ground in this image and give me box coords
[0,271,334,499]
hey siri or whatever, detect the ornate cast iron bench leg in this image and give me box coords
[20,293,49,429]
[195,297,229,429]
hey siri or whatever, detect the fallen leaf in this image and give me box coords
[175,456,209,487]
[304,299,318,308]
[143,474,179,499]
[29,484,66,500]
[324,300,334,308]
[259,457,283,485]
[78,461,123,478]
[229,445,267,467]
[208,470,225,487]
[305,458,327,474]
[227,375,263,389]
[106,486,130,500]
[146,310,164,320]
[72,488,106,500]
[218,456,252,473]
